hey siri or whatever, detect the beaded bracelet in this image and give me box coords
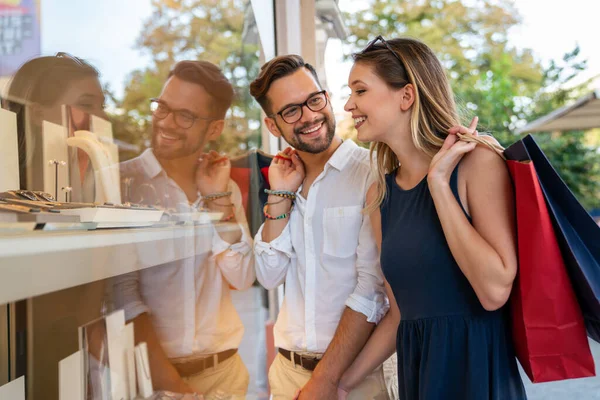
[203,198,235,207]
[265,196,289,206]
[264,189,296,200]
[203,191,232,200]
[263,203,294,220]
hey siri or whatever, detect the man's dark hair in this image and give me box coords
[168,60,234,119]
[249,55,321,114]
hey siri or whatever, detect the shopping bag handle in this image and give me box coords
[456,133,507,160]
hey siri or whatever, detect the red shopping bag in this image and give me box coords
[507,158,595,383]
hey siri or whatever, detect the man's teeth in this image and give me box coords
[300,122,322,134]
[161,132,178,140]
[354,117,366,125]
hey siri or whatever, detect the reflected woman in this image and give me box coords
[3,52,107,202]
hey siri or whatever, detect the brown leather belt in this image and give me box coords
[278,348,321,371]
[173,349,237,377]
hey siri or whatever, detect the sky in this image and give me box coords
[29,0,600,106]
[325,0,600,113]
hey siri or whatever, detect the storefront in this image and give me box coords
[0,1,348,399]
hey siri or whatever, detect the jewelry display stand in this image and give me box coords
[135,342,153,398]
[106,309,128,400]
[0,376,25,400]
[0,108,20,192]
[57,206,163,228]
[42,121,69,201]
[58,350,83,400]
[91,115,119,167]
[66,130,121,204]
[90,114,114,141]
[170,211,224,224]
[124,323,137,399]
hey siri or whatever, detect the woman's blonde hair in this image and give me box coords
[353,37,460,212]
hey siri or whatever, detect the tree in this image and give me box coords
[109,0,262,160]
[343,0,600,210]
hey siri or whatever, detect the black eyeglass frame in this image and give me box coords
[271,90,329,124]
[149,98,216,129]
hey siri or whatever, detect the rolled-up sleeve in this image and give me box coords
[112,271,151,322]
[212,180,255,290]
[345,212,389,324]
[254,222,295,290]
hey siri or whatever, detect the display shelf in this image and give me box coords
[0,223,236,305]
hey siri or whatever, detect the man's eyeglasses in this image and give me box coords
[150,98,215,129]
[272,90,328,124]
[361,35,405,69]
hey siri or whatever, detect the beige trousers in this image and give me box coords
[182,353,249,399]
[268,353,390,400]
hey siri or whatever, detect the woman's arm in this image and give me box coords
[428,133,518,311]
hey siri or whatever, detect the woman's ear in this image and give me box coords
[399,84,416,112]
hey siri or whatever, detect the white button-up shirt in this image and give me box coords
[112,149,255,358]
[254,140,388,353]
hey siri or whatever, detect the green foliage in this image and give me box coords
[533,132,600,210]
[108,0,261,160]
[344,0,599,209]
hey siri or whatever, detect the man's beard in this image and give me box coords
[151,127,203,160]
[278,113,336,154]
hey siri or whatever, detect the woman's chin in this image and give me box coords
[357,131,373,143]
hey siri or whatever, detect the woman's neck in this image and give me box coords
[385,128,432,187]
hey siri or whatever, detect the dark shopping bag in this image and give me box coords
[459,133,595,383]
[507,135,600,344]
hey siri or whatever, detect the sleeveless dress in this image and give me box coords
[380,166,527,400]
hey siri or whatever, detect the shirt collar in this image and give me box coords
[138,148,164,179]
[326,139,358,171]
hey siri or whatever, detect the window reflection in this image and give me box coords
[0,1,269,399]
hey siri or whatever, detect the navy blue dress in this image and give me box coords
[380,167,527,400]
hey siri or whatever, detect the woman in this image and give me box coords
[2,53,109,400]
[3,52,107,201]
[339,37,527,399]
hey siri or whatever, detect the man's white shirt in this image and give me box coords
[254,140,389,353]
[113,149,255,358]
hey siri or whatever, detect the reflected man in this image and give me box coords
[114,60,255,398]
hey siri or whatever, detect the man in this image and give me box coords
[250,55,390,400]
[113,60,255,398]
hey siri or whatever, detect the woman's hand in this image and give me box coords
[428,116,478,188]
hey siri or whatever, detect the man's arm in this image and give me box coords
[211,181,255,290]
[112,272,195,394]
[299,308,375,398]
[299,206,388,399]
[131,313,195,394]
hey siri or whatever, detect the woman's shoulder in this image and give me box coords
[461,135,506,177]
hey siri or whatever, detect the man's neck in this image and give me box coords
[298,136,343,177]
[155,151,198,184]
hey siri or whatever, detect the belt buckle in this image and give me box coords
[195,356,208,373]
[204,355,214,371]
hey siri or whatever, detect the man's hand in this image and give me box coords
[297,376,338,400]
[337,386,350,400]
[269,147,305,192]
[196,150,231,195]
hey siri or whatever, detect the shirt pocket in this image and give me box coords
[322,205,363,258]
